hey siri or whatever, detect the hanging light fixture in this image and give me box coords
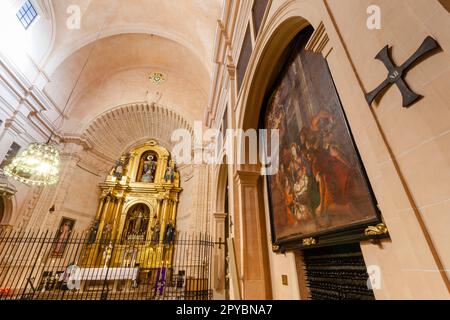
[4,141,60,186]
[4,21,109,187]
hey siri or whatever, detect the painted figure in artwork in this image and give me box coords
[53,218,75,256]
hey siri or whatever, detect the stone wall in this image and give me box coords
[208,0,450,300]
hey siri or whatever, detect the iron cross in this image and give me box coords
[365,36,441,108]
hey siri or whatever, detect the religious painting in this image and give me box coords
[263,27,380,246]
[52,217,76,257]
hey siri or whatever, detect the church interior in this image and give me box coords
[0,0,449,301]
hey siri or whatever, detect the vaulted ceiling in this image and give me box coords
[40,0,221,135]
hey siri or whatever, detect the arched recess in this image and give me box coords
[0,174,17,226]
[234,1,322,299]
[79,102,193,162]
[215,162,229,213]
[240,16,311,131]
[212,161,231,299]
[118,199,155,242]
[121,202,152,241]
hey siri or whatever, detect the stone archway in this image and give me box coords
[234,3,323,300]
[211,163,229,299]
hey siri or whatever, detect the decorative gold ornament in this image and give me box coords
[272,244,280,252]
[80,141,181,272]
[302,237,317,246]
[365,223,389,237]
[149,72,166,85]
[4,142,60,186]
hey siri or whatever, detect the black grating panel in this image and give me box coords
[303,243,376,300]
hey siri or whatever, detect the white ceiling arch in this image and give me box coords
[40,0,221,135]
[44,32,210,131]
[44,0,221,75]
[44,24,212,76]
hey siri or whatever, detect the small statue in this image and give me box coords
[141,155,156,183]
[133,210,144,235]
[103,242,113,268]
[164,160,176,183]
[151,221,161,244]
[164,220,176,244]
[88,220,99,244]
[122,247,137,268]
[110,154,130,180]
[101,222,113,243]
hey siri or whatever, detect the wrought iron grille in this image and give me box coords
[0,229,213,300]
[303,243,376,300]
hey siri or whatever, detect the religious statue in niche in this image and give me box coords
[110,153,130,180]
[164,219,176,244]
[151,220,161,244]
[103,242,113,268]
[140,154,157,183]
[52,217,76,257]
[122,204,150,241]
[88,220,99,244]
[164,160,176,183]
[101,222,113,243]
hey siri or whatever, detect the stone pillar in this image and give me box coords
[111,197,124,240]
[234,169,272,299]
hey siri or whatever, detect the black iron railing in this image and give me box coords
[0,229,213,300]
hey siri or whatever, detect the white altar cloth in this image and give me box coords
[61,267,139,281]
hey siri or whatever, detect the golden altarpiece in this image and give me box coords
[80,140,181,273]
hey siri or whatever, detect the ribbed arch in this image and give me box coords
[81,103,193,161]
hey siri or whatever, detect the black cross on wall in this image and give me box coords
[365,36,441,108]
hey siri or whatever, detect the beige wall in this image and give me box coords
[209,0,450,300]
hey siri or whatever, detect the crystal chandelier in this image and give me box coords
[3,21,106,187]
[4,142,60,186]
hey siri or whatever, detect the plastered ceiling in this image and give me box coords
[41,0,221,134]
